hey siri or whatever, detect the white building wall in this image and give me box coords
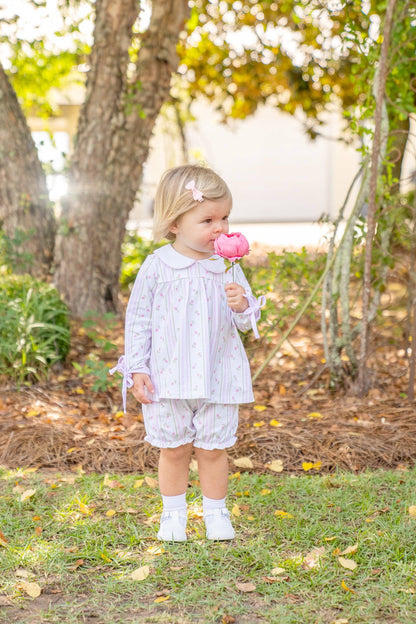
[131,102,361,225]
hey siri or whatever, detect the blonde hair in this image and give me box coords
[152,165,232,242]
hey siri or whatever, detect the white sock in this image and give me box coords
[203,495,226,514]
[161,493,187,512]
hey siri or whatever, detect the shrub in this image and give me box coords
[120,233,165,289]
[0,275,70,382]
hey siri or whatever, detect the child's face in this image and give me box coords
[170,197,231,259]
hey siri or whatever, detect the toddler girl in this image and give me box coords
[112,165,264,541]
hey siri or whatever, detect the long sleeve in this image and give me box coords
[110,255,158,410]
[231,263,266,338]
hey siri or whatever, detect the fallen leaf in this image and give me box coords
[338,557,357,571]
[261,489,271,495]
[34,526,42,537]
[306,412,324,419]
[75,387,85,394]
[271,567,286,575]
[253,405,267,412]
[341,580,356,593]
[154,595,170,603]
[106,509,116,517]
[274,510,294,519]
[131,565,150,581]
[266,459,283,472]
[20,489,36,502]
[269,419,283,427]
[77,500,92,515]
[16,569,32,578]
[133,479,144,488]
[0,531,8,546]
[233,457,253,469]
[189,459,198,472]
[340,544,358,556]
[332,619,349,624]
[302,461,322,472]
[303,547,326,569]
[68,559,84,571]
[408,505,416,517]
[232,504,241,517]
[144,476,158,489]
[103,475,123,489]
[279,385,286,395]
[235,581,256,593]
[20,582,41,598]
[253,421,265,427]
[146,545,165,556]
[222,616,236,624]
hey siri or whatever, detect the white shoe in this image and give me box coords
[157,510,187,542]
[204,508,235,540]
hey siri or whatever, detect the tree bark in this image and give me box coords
[54,0,189,316]
[0,65,55,277]
[356,0,397,395]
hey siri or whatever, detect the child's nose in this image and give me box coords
[214,220,227,233]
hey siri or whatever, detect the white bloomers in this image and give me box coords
[142,398,238,449]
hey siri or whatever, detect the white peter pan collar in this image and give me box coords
[154,244,226,273]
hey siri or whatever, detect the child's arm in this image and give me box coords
[224,282,248,313]
[110,255,157,411]
[227,263,266,338]
[131,372,154,404]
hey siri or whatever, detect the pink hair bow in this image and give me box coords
[185,180,204,202]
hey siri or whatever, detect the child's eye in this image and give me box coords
[222,215,229,221]
[203,219,212,223]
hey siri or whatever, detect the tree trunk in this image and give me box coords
[356,0,397,395]
[0,66,55,277]
[54,0,189,316]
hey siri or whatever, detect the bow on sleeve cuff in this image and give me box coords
[109,355,150,413]
[234,292,266,339]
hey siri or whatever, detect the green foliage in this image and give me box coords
[178,0,379,131]
[1,1,91,116]
[72,357,115,392]
[120,234,165,289]
[0,228,34,275]
[82,311,118,353]
[243,248,326,343]
[0,275,70,382]
[8,41,82,116]
[72,313,119,392]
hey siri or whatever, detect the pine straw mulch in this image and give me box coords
[1,324,416,475]
[2,387,416,475]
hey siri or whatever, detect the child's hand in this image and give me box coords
[225,283,249,313]
[132,373,154,404]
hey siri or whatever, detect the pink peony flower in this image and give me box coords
[214,232,250,263]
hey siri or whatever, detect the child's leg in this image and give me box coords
[194,448,228,499]
[194,447,235,540]
[159,443,193,495]
[157,443,193,542]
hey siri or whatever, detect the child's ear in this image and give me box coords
[170,221,178,235]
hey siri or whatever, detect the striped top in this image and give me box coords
[111,244,265,410]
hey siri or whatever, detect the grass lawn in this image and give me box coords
[1,465,416,624]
